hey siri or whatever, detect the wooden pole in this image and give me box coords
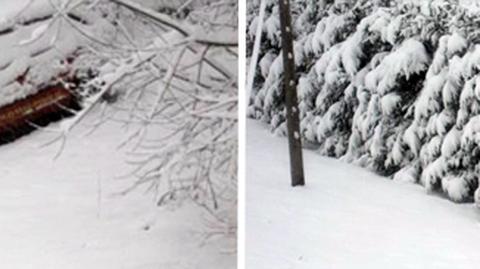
[278,0,305,186]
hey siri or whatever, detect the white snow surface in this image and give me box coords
[246,119,480,269]
[0,112,234,269]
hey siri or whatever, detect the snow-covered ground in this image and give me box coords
[246,119,480,269]
[0,112,235,269]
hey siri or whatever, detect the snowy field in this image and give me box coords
[0,111,235,269]
[246,119,480,269]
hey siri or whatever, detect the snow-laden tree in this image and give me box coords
[248,0,480,205]
[10,0,237,243]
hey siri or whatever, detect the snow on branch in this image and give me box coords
[110,0,237,47]
[247,0,480,204]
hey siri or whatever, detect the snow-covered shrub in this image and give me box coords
[248,0,480,203]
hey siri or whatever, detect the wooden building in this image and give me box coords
[0,3,89,144]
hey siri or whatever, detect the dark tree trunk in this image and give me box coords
[278,0,305,186]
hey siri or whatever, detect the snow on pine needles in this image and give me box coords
[247,0,480,205]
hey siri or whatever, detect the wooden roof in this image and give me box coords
[0,2,89,108]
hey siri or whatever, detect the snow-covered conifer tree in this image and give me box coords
[248,0,480,203]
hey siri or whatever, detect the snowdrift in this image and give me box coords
[247,0,480,204]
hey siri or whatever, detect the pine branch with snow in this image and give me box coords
[248,0,480,204]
